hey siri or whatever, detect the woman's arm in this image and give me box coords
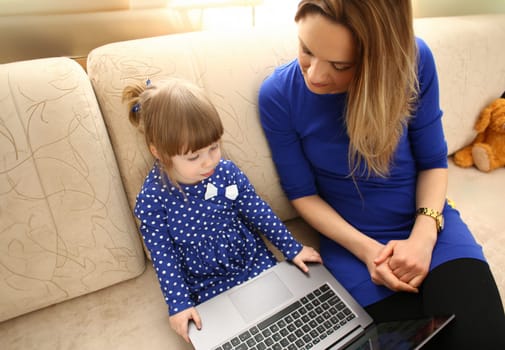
[292,195,417,292]
[413,167,447,241]
[291,195,375,261]
[376,168,447,288]
[374,39,449,288]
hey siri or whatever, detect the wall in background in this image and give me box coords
[412,0,505,17]
[2,0,505,66]
[199,0,505,30]
[0,0,129,15]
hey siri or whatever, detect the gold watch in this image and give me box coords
[416,207,444,233]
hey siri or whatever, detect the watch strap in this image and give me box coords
[416,207,443,233]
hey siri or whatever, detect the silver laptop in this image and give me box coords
[188,261,453,350]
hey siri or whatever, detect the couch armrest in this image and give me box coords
[0,57,145,321]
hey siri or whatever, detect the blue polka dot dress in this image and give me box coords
[134,158,303,315]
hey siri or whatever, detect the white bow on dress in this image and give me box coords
[204,183,239,200]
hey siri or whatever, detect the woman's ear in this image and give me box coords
[149,144,159,159]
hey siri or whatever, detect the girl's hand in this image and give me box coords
[292,245,323,273]
[169,307,202,343]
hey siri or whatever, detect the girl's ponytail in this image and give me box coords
[122,83,146,127]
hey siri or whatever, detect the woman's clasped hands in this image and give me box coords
[367,231,436,293]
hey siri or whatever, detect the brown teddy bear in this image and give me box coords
[453,91,505,172]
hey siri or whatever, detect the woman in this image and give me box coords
[258,0,505,348]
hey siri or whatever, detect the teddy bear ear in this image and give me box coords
[501,90,505,99]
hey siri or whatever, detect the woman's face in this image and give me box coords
[297,13,357,95]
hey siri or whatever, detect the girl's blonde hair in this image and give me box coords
[122,78,224,182]
[295,0,418,177]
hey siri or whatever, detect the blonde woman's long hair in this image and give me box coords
[296,0,419,177]
[122,78,224,184]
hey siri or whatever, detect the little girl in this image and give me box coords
[123,78,322,343]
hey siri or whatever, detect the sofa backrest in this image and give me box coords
[414,15,505,154]
[87,25,301,222]
[87,14,505,224]
[0,57,145,322]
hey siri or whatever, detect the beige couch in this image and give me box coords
[1,14,504,350]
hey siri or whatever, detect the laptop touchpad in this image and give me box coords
[228,270,293,323]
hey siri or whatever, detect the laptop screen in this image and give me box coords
[342,315,455,350]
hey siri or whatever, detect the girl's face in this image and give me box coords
[170,141,222,185]
[297,13,357,95]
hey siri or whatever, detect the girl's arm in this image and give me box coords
[134,175,195,315]
[230,161,321,270]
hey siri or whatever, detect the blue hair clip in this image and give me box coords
[132,103,141,113]
[131,79,150,113]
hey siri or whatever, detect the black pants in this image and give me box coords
[365,258,505,349]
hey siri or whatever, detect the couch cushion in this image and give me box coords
[0,57,145,321]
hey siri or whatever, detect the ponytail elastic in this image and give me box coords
[132,103,141,113]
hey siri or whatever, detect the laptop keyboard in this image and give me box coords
[213,283,357,350]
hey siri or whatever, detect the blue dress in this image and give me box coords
[258,38,485,306]
[135,158,302,315]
